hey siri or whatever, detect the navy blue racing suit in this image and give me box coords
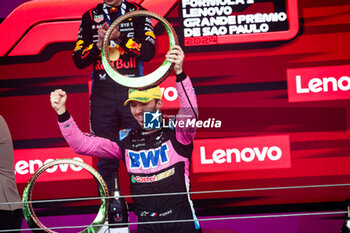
[72,0,156,226]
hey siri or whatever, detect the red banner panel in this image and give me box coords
[287,65,350,103]
[192,135,291,173]
[14,147,93,183]
[180,0,299,47]
[89,75,180,109]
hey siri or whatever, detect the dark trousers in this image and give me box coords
[90,81,139,193]
[90,81,139,226]
[0,209,23,232]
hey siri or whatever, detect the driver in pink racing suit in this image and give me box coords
[51,45,201,233]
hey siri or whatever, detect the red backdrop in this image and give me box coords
[1,0,350,209]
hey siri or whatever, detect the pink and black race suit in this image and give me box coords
[58,74,201,231]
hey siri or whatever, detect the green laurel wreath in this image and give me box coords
[22,159,109,233]
[101,10,179,89]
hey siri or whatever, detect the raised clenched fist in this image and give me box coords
[50,89,67,115]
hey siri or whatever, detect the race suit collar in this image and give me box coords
[103,0,126,23]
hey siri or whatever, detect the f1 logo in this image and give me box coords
[143,110,161,129]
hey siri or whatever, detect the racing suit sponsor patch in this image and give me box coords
[131,168,175,183]
[119,129,131,141]
[145,31,156,39]
[64,122,71,129]
[139,209,173,217]
[126,38,142,51]
[82,43,94,55]
[74,40,84,52]
[128,143,169,169]
[94,14,104,23]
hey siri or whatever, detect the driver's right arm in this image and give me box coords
[50,89,122,159]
